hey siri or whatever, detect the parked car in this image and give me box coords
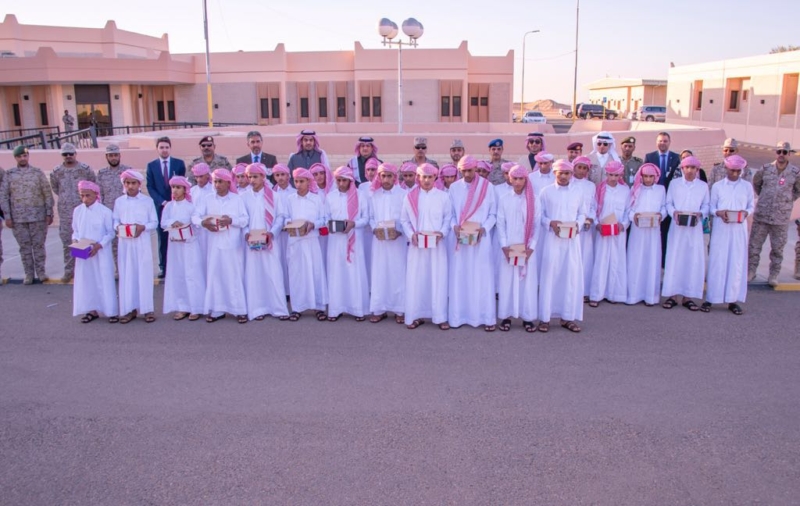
[576,103,618,120]
[521,111,547,124]
[560,107,575,118]
[634,105,667,122]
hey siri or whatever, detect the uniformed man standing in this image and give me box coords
[96,144,130,271]
[487,139,510,186]
[619,136,643,186]
[50,142,96,283]
[188,135,232,181]
[0,164,4,280]
[748,142,800,286]
[708,138,753,188]
[0,146,55,284]
[449,139,465,164]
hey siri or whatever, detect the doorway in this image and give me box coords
[75,85,112,135]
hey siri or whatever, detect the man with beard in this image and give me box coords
[449,139,465,164]
[189,135,232,178]
[348,136,381,185]
[96,144,130,272]
[517,132,546,171]
[288,129,330,186]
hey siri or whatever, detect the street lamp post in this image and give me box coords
[572,0,580,121]
[519,30,540,120]
[379,18,424,134]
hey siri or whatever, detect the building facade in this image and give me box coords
[586,78,667,118]
[0,14,514,133]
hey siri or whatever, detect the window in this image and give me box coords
[260,98,269,119]
[39,103,49,126]
[471,97,478,106]
[361,96,371,117]
[729,90,740,111]
[780,73,799,115]
[300,97,309,118]
[271,98,280,119]
[480,97,488,106]
[453,96,462,117]
[372,97,381,117]
[319,97,328,118]
[156,101,165,121]
[441,96,451,117]
[167,100,176,121]
[726,77,746,112]
[12,103,21,126]
[337,97,346,117]
[694,80,703,111]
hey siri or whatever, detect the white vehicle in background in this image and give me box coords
[521,111,547,124]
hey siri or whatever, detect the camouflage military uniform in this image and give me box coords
[0,166,4,277]
[187,155,232,184]
[97,163,130,270]
[0,164,54,282]
[708,161,754,189]
[620,156,643,186]
[748,162,800,281]
[488,159,510,186]
[50,162,95,280]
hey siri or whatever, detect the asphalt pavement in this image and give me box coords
[1,283,799,505]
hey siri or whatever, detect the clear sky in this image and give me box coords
[4,0,799,104]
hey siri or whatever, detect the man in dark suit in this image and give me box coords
[644,131,681,265]
[236,130,278,183]
[146,136,186,278]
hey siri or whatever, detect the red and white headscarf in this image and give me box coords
[629,163,660,210]
[333,166,359,262]
[353,136,378,157]
[212,168,237,194]
[309,162,333,195]
[398,161,418,190]
[78,180,101,200]
[292,168,319,194]
[191,163,210,177]
[509,164,536,277]
[436,163,459,190]
[595,160,625,218]
[407,163,439,232]
[168,176,192,203]
[120,169,144,183]
[533,151,554,165]
[371,162,398,192]
[724,154,747,170]
[573,156,592,168]
[271,164,290,191]
[232,163,248,176]
[246,163,276,249]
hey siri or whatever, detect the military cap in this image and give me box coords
[776,141,794,153]
[566,142,583,150]
[620,136,636,145]
[105,144,120,154]
[722,138,738,149]
[199,135,214,145]
[61,142,77,154]
[13,145,29,157]
[488,139,504,148]
[413,137,428,147]
[450,139,464,149]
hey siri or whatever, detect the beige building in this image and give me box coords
[666,51,800,146]
[0,14,514,133]
[586,78,667,117]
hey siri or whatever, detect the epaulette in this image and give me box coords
[79,162,91,169]
[633,156,642,162]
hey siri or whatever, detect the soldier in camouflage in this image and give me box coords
[748,142,800,286]
[188,135,231,184]
[96,144,130,271]
[0,146,55,284]
[49,142,96,283]
[0,164,4,280]
[486,139,510,186]
[619,136,643,186]
[708,138,753,189]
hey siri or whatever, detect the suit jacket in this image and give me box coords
[236,152,278,168]
[644,150,680,187]
[146,157,186,214]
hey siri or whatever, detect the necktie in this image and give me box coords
[660,154,666,174]
[162,160,169,184]
[253,154,259,164]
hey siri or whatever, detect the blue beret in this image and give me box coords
[488,139,503,148]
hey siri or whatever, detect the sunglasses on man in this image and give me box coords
[777,150,789,155]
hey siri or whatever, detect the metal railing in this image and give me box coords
[0,131,48,150]
[0,126,61,143]
[1,126,97,151]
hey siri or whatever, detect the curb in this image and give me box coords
[2,277,164,286]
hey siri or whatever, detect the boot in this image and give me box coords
[23,276,33,285]
[795,258,800,280]
[747,270,756,282]
[768,273,779,287]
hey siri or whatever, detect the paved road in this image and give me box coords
[1,284,799,505]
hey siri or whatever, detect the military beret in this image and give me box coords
[199,135,214,145]
[566,142,583,151]
[621,136,636,145]
[13,145,28,157]
[488,139,503,148]
[105,144,120,154]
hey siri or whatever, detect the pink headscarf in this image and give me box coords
[333,166,359,262]
[309,162,333,194]
[552,159,574,173]
[371,162,398,191]
[457,155,478,171]
[509,164,536,277]
[629,163,660,210]
[534,151,554,164]
[724,154,747,170]
[232,163,248,176]
[191,163,210,176]
[272,163,290,175]
[365,157,380,170]
[398,161,417,190]
[476,160,491,177]
[120,169,144,182]
[246,164,276,248]
[435,164,458,190]
[407,164,439,230]
[595,161,626,218]
[680,155,702,168]
[292,168,319,194]
[168,176,192,203]
[212,168,237,194]
[78,180,101,200]
[500,162,515,174]
[573,156,592,168]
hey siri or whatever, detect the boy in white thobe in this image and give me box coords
[538,160,585,333]
[368,163,407,324]
[242,164,289,321]
[192,169,249,323]
[589,161,630,306]
[72,181,117,323]
[527,152,556,279]
[702,155,754,315]
[626,163,667,306]
[113,170,158,323]
[358,158,379,286]
[448,155,497,331]
[401,163,452,330]
[325,166,370,321]
[161,176,205,320]
[189,163,214,271]
[572,157,597,302]
[497,165,541,332]
[661,156,710,311]
[272,164,297,296]
[281,168,328,321]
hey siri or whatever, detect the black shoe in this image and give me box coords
[157,271,165,279]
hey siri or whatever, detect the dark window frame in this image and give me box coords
[319,97,328,118]
[300,97,309,118]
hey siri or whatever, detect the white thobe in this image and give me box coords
[161,199,205,315]
[72,202,117,317]
[190,183,214,270]
[528,170,556,277]
[626,185,667,305]
[707,178,754,304]
[282,191,328,313]
[325,188,370,317]
[661,178,710,298]
[358,181,373,287]
[496,190,541,321]
[590,184,630,302]
[113,193,157,315]
[191,192,248,316]
[369,185,407,315]
[317,190,330,271]
[448,177,497,327]
[242,188,289,319]
[492,182,514,285]
[401,188,452,325]
[538,183,586,322]
[573,177,597,296]
[274,184,297,295]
